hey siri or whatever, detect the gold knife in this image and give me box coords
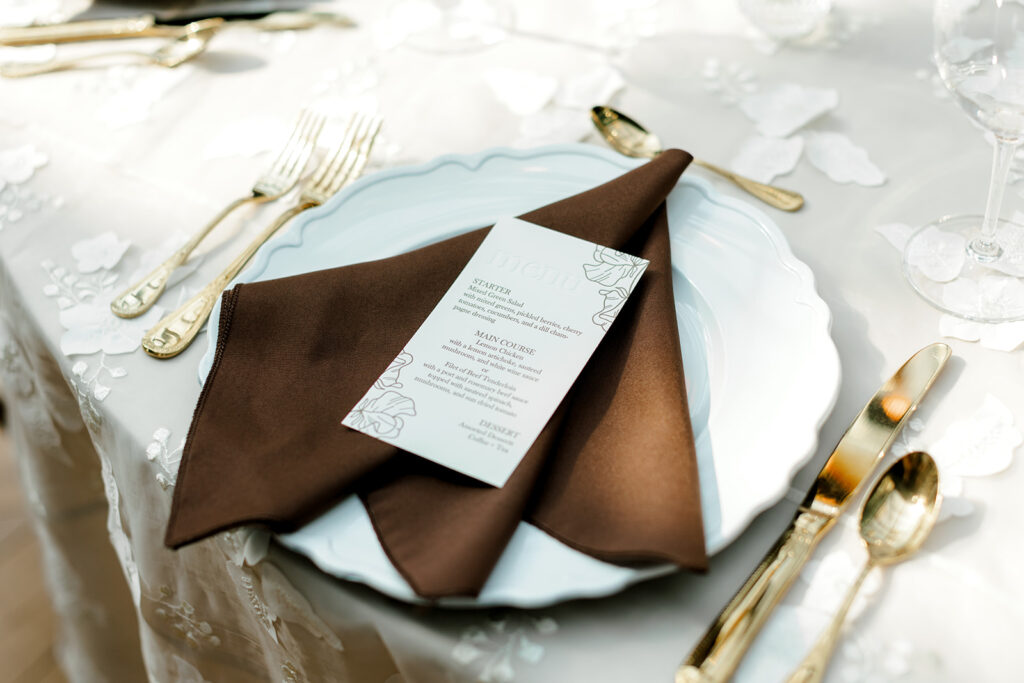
[0,11,355,46]
[676,342,951,683]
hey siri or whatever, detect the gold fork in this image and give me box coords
[111,108,326,319]
[141,112,383,359]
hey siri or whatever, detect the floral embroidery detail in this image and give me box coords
[41,258,118,310]
[238,572,278,642]
[43,233,166,356]
[59,300,164,356]
[730,134,804,184]
[452,613,557,683]
[70,355,126,402]
[582,246,647,330]
[71,231,130,274]
[805,132,887,187]
[68,355,126,432]
[739,84,838,138]
[939,315,1024,352]
[876,222,1024,349]
[904,225,965,283]
[0,144,47,189]
[927,394,1021,520]
[0,318,64,457]
[799,553,882,621]
[701,58,758,105]
[146,427,185,490]
[99,451,140,607]
[0,184,60,232]
[835,636,922,682]
[0,144,57,233]
[155,586,222,649]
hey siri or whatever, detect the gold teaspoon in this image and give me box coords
[786,451,942,683]
[590,105,805,212]
[0,18,222,78]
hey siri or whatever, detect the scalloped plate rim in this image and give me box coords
[197,143,840,607]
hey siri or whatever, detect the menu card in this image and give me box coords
[342,217,649,487]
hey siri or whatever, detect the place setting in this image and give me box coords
[0,1,355,76]
[126,64,943,683]
[1,2,1022,682]
[148,124,952,680]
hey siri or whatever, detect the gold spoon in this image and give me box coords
[0,18,223,78]
[786,451,942,683]
[590,105,805,212]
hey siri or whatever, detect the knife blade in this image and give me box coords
[676,342,951,683]
[0,11,354,47]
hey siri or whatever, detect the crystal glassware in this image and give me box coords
[903,0,1024,322]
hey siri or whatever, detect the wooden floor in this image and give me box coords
[0,428,67,683]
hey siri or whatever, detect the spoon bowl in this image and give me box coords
[860,450,941,566]
[590,106,663,159]
[786,451,941,683]
[590,105,805,212]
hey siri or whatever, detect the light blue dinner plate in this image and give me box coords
[198,144,840,607]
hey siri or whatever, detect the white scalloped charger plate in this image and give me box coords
[198,144,840,608]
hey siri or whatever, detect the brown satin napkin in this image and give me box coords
[166,149,707,598]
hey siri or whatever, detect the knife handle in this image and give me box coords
[0,16,174,46]
[676,508,835,683]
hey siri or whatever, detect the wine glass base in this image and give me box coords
[902,215,1024,323]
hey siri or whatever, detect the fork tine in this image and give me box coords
[266,108,315,177]
[310,113,362,189]
[326,115,381,195]
[274,111,326,181]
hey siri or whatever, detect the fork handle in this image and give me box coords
[692,159,805,212]
[142,201,314,359]
[0,49,155,77]
[0,16,178,46]
[111,196,255,319]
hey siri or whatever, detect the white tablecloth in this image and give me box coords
[2,1,1023,681]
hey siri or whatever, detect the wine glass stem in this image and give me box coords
[973,136,1018,262]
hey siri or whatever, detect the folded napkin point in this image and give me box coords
[166,149,707,599]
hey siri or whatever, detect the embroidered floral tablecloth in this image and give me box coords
[1,1,1023,681]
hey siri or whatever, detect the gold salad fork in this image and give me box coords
[0,18,222,78]
[142,112,383,359]
[111,108,326,319]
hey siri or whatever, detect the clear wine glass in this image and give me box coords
[903,0,1024,322]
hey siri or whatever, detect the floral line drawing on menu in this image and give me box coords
[582,245,647,330]
[345,350,416,438]
[374,350,414,390]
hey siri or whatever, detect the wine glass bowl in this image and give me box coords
[903,0,1024,322]
[934,2,1024,142]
